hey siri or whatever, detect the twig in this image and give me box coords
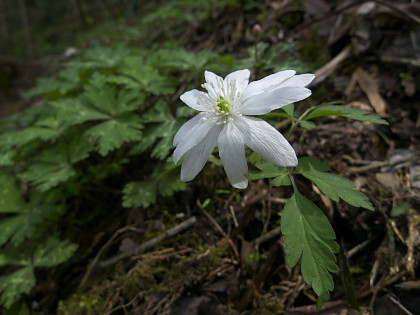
[198,202,240,259]
[310,45,353,87]
[253,226,282,248]
[80,226,143,288]
[106,292,143,315]
[358,270,408,298]
[347,238,374,259]
[98,216,197,269]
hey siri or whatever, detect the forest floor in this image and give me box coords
[0,1,419,314]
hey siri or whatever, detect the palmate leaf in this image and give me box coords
[122,160,185,208]
[32,236,78,267]
[0,175,26,213]
[86,113,143,156]
[0,236,77,308]
[296,157,374,210]
[22,64,84,99]
[0,205,60,247]
[248,161,291,186]
[305,105,388,125]
[0,150,15,166]
[83,73,144,116]
[0,266,35,309]
[0,176,65,246]
[107,57,176,95]
[18,134,92,191]
[157,49,218,71]
[132,102,184,159]
[0,113,68,152]
[0,236,77,268]
[122,180,157,208]
[82,46,130,69]
[281,191,339,307]
[158,171,186,196]
[51,74,145,127]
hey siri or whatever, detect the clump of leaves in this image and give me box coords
[0,43,233,309]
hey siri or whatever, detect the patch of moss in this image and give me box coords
[57,245,230,314]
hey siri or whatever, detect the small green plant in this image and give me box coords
[172,69,387,307]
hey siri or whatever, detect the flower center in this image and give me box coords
[216,96,231,114]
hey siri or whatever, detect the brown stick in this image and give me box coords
[98,216,197,269]
[199,203,240,259]
[310,45,352,87]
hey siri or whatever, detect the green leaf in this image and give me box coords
[27,114,69,141]
[122,181,157,208]
[299,120,316,130]
[176,105,196,118]
[0,246,31,267]
[296,157,374,210]
[0,205,61,246]
[18,135,92,191]
[282,104,294,117]
[390,202,411,217]
[157,49,218,71]
[158,171,186,196]
[281,191,339,307]
[249,161,291,186]
[0,267,35,309]
[51,75,145,127]
[305,105,388,125]
[33,236,78,267]
[122,160,186,208]
[0,236,77,308]
[132,102,183,159]
[0,113,69,151]
[84,73,144,116]
[0,150,16,166]
[0,176,65,246]
[0,235,76,268]
[86,113,143,156]
[82,46,130,69]
[107,57,176,95]
[0,175,26,213]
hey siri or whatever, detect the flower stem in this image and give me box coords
[287,106,315,138]
[288,168,298,192]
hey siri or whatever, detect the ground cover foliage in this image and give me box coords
[0,0,419,314]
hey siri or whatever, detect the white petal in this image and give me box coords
[235,116,297,167]
[279,74,315,87]
[173,118,216,164]
[224,69,250,95]
[241,70,296,101]
[180,125,222,181]
[180,89,212,111]
[204,70,224,99]
[239,86,312,115]
[217,122,248,189]
[173,114,201,146]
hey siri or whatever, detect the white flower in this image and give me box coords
[173,69,315,189]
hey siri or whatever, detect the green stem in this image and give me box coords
[288,168,298,192]
[287,106,316,138]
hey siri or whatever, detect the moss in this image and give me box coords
[58,245,230,314]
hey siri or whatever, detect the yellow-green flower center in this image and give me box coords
[217,96,231,113]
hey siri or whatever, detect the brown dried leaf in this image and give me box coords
[353,68,387,116]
